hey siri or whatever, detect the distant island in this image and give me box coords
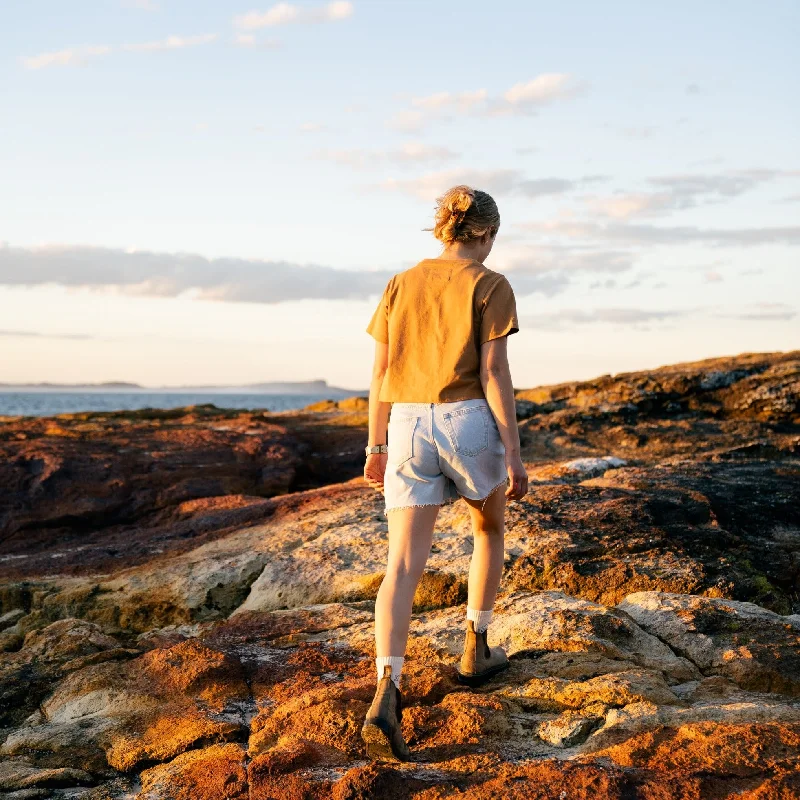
[0,379,366,396]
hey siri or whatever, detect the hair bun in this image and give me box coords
[447,187,474,221]
[429,184,499,245]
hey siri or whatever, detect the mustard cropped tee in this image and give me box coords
[365,257,519,403]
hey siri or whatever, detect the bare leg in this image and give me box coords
[462,485,506,610]
[374,504,440,656]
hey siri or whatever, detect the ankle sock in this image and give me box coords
[375,656,404,689]
[466,606,493,633]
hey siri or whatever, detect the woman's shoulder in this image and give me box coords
[393,258,509,288]
[473,264,512,290]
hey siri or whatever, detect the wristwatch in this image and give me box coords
[365,444,388,455]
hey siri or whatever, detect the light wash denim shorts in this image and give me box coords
[383,398,508,516]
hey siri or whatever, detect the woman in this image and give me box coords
[360,185,528,762]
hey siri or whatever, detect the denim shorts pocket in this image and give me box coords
[443,406,488,456]
[387,415,418,466]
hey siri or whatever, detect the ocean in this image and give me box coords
[0,392,350,417]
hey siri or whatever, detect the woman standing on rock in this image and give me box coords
[361,184,529,761]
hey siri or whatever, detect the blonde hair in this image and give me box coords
[428,185,500,245]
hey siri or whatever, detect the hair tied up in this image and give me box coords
[428,184,500,245]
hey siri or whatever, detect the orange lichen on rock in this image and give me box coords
[588,721,800,775]
[138,743,248,800]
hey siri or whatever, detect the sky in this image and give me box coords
[1,0,798,390]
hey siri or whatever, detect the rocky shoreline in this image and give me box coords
[1,350,798,798]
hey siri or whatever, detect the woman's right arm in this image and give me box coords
[480,337,528,501]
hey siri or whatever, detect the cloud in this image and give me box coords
[620,126,656,140]
[315,142,458,169]
[387,110,425,133]
[584,192,674,219]
[123,33,218,52]
[520,219,800,247]
[583,169,800,220]
[233,1,353,30]
[0,329,95,340]
[0,244,394,304]
[500,245,635,276]
[521,307,690,330]
[234,34,281,48]
[502,74,580,107]
[23,33,217,68]
[389,73,584,130]
[0,242,584,304]
[22,45,112,70]
[504,272,570,298]
[720,303,797,321]
[647,169,799,200]
[377,168,577,201]
[412,89,489,113]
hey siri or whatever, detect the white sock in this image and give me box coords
[375,656,404,689]
[467,606,493,633]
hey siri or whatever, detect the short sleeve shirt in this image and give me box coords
[365,257,519,403]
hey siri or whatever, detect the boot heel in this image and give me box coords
[455,660,510,687]
[361,719,396,761]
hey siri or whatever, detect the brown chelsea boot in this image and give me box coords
[361,664,411,761]
[456,618,510,687]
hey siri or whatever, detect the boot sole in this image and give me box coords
[361,718,410,762]
[455,659,510,687]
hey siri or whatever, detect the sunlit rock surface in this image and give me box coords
[0,350,798,797]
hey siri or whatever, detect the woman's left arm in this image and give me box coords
[364,341,390,493]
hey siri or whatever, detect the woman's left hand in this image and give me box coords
[364,452,387,494]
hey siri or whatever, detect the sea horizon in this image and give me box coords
[0,391,362,418]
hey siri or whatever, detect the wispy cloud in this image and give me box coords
[501,74,584,111]
[411,89,488,113]
[582,169,800,220]
[233,33,281,48]
[233,1,354,30]
[0,244,392,304]
[0,329,96,340]
[123,33,218,52]
[22,45,112,70]
[720,302,797,321]
[376,168,578,201]
[522,307,690,330]
[23,33,217,69]
[620,125,657,140]
[315,142,458,169]
[500,245,635,276]
[389,73,585,131]
[516,302,796,331]
[519,219,800,247]
[0,243,580,304]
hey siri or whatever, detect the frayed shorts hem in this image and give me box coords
[383,478,506,517]
[384,500,448,517]
[476,478,507,511]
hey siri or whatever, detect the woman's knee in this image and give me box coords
[383,560,425,584]
[472,522,504,538]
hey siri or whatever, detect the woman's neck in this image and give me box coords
[436,244,483,262]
